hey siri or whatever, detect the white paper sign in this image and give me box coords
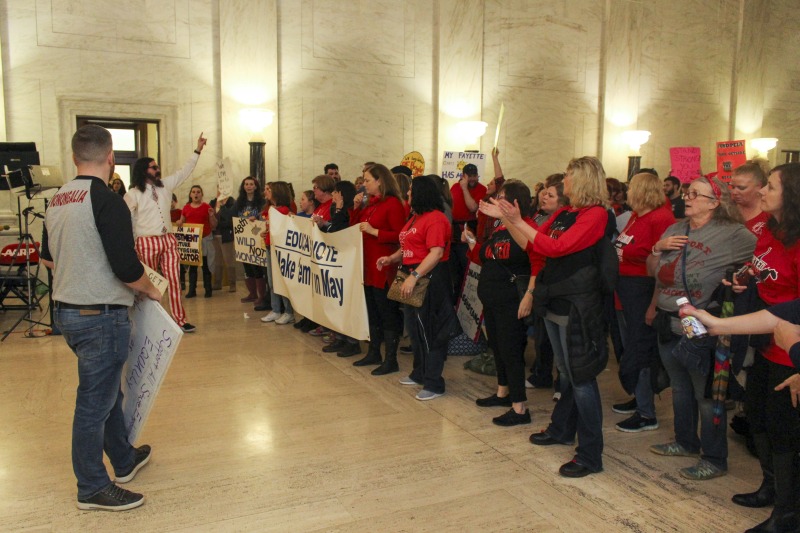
[216,157,233,197]
[456,262,483,341]
[441,151,487,181]
[232,217,269,266]
[122,298,183,445]
[269,209,370,340]
[142,263,168,297]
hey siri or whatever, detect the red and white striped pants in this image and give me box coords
[135,234,186,326]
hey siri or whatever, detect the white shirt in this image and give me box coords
[124,153,199,238]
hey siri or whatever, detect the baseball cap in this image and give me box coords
[462,164,478,176]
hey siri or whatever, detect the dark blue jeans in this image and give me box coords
[55,307,136,499]
[658,336,727,470]
[544,318,604,472]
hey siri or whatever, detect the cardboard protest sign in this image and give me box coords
[716,140,747,183]
[173,223,203,266]
[142,263,168,297]
[269,209,369,340]
[216,157,233,198]
[441,151,487,181]
[122,298,183,445]
[456,262,483,341]
[232,217,269,266]
[401,151,426,177]
[669,147,702,183]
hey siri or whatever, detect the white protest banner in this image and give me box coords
[269,209,369,340]
[232,217,269,266]
[216,157,233,197]
[172,223,203,266]
[456,262,483,341]
[142,263,168,297]
[441,151,487,181]
[122,298,183,445]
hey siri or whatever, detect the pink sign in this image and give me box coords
[669,147,702,183]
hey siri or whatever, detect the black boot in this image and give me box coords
[733,433,775,508]
[372,331,399,375]
[186,267,197,298]
[353,340,382,366]
[203,265,213,298]
[746,452,799,533]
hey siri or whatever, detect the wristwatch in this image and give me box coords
[526,288,534,295]
[410,270,420,279]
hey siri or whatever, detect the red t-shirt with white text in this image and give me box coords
[399,210,452,265]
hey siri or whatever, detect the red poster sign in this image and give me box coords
[716,140,747,184]
[669,147,702,183]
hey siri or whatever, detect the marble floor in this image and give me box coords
[0,288,769,532]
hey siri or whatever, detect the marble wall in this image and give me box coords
[1,0,799,230]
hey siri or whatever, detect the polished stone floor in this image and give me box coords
[0,288,767,532]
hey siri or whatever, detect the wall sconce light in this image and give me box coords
[239,108,274,187]
[239,108,274,142]
[458,120,488,150]
[750,137,778,159]
[621,130,651,182]
[621,130,651,156]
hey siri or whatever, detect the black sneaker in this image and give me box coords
[181,322,197,333]
[115,445,151,484]
[615,413,658,433]
[293,318,309,330]
[492,408,531,427]
[475,394,513,408]
[611,398,637,414]
[77,483,144,511]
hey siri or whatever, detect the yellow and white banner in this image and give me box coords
[269,209,369,340]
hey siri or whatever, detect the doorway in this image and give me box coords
[76,117,160,190]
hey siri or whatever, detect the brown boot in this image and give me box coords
[240,277,257,303]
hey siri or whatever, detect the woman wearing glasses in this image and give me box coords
[647,177,756,480]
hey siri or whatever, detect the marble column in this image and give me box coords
[731,0,769,159]
[437,0,485,160]
[600,0,646,181]
[219,0,279,182]
[0,35,6,142]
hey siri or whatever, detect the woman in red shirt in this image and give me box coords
[350,163,407,373]
[180,185,216,298]
[611,173,674,432]
[259,181,294,325]
[377,176,456,400]
[727,163,800,529]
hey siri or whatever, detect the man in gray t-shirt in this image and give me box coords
[41,125,160,512]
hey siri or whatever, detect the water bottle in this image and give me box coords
[676,297,708,339]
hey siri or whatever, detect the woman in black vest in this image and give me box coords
[481,156,611,478]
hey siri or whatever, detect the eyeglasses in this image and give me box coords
[148,164,160,170]
[682,190,715,200]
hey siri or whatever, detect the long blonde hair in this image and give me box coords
[565,156,607,208]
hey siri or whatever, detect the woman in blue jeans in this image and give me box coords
[482,156,612,478]
[647,176,755,480]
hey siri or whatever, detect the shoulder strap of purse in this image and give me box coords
[680,220,695,306]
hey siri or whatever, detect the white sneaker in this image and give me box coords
[260,311,280,323]
[399,376,419,386]
[416,389,443,401]
[553,391,562,402]
[275,313,295,325]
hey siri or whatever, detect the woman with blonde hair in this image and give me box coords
[611,172,674,432]
[481,156,613,478]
